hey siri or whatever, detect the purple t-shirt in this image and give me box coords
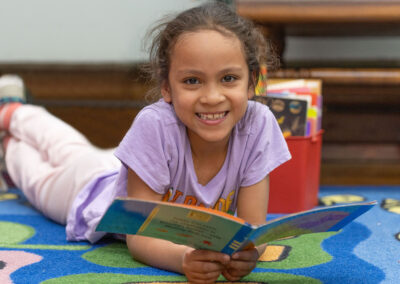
[66,99,291,243]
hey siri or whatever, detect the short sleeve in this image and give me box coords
[241,103,291,187]
[114,109,171,194]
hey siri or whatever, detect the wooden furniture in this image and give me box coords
[236,0,400,60]
[0,64,147,148]
[236,0,400,184]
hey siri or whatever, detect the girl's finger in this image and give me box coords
[187,269,222,280]
[190,249,230,264]
[231,248,259,261]
[187,260,226,273]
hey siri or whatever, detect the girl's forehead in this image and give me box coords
[172,29,245,56]
[168,29,248,74]
[176,28,237,44]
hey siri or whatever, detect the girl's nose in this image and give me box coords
[200,86,225,104]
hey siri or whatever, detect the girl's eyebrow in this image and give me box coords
[218,67,244,74]
[176,69,204,76]
[176,67,244,76]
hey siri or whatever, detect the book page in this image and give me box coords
[137,204,249,251]
[247,202,376,247]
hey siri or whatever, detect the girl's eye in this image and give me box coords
[184,78,200,85]
[222,75,236,83]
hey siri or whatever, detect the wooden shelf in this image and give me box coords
[271,68,400,85]
[236,1,400,26]
[321,162,400,185]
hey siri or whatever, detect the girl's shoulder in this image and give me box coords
[247,99,272,117]
[135,99,180,126]
[127,99,186,145]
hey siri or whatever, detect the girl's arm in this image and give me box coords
[236,175,269,225]
[222,175,270,281]
[125,169,230,283]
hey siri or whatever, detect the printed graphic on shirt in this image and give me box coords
[162,188,235,214]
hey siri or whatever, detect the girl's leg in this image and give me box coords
[8,105,95,166]
[4,105,120,224]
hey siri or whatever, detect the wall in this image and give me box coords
[285,36,400,65]
[0,0,204,63]
[2,0,400,64]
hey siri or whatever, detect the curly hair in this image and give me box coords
[142,1,277,102]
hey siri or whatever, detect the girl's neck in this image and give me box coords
[188,133,230,186]
[188,132,229,160]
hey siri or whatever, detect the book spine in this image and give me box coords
[220,225,253,255]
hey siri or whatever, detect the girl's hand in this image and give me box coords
[222,248,259,281]
[182,248,230,284]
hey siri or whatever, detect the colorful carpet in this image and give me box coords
[1,185,399,283]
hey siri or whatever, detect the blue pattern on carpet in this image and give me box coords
[1,185,398,283]
[320,186,400,284]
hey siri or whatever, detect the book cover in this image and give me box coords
[96,198,376,255]
[253,94,309,137]
[266,79,323,137]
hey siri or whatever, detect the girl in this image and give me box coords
[0,2,290,283]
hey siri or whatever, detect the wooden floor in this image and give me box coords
[1,64,399,185]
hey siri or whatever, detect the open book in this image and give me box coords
[96,198,376,255]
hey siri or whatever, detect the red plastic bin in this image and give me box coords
[268,130,323,214]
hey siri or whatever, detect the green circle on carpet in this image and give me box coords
[0,221,34,244]
[82,242,147,268]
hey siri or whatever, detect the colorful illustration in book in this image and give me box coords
[253,95,308,137]
[266,79,323,137]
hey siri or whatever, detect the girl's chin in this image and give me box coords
[189,130,231,145]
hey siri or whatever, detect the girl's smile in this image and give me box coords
[196,111,228,125]
[161,29,253,148]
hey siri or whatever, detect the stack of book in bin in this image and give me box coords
[254,79,324,213]
[254,79,323,138]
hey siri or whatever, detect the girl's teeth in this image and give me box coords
[198,112,226,120]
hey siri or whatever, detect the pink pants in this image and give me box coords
[5,105,120,224]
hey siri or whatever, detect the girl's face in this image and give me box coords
[161,29,253,148]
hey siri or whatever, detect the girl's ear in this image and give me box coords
[247,85,255,100]
[161,80,172,103]
[247,71,257,100]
